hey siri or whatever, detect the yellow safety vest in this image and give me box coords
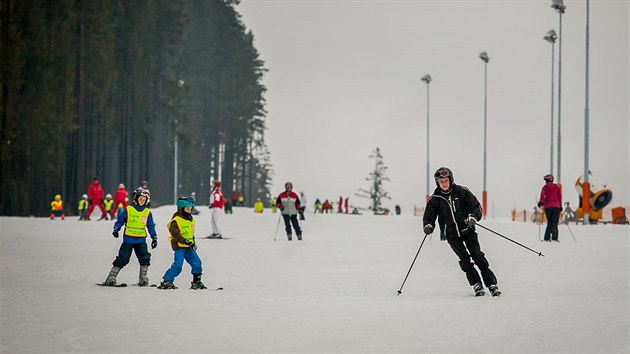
[51,201,63,211]
[78,200,88,210]
[103,199,114,211]
[124,206,151,237]
[168,216,196,247]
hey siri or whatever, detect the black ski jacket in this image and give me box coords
[423,184,482,238]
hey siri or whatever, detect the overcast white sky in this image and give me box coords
[237,0,628,217]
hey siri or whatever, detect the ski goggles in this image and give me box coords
[434,169,451,179]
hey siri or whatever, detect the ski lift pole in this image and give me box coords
[477,223,545,257]
[397,234,429,295]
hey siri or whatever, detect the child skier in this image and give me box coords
[157,196,206,290]
[103,194,114,220]
[253,198,264,213]
[50,194,65,220]
[101,188,158,287]
[78,194,89,221]
[422,167,501,297]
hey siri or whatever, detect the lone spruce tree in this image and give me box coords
[356,147,391,212]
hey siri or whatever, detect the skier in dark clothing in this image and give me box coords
[422,167,500,297]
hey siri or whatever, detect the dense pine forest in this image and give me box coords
[0,0,272,216]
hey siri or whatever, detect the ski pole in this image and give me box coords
[397,234,429,295]
[563,220,577,242]
[273,214,281,241]
[477,223,545,257]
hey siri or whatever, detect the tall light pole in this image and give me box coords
[421,74,432,202]
[551,0,566,188]
[582,0,591,224]
[544,29,557,175]
[174,79,184,204]
[479,51,489,219]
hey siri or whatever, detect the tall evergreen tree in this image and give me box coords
[356,147,391,212]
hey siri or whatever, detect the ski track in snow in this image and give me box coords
[1,207,628,353]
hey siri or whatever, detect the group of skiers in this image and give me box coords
[92,167,560,296]
[52,178,133,221]
[99,179,306,289]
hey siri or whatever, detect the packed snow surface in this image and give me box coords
[1,207,628,353]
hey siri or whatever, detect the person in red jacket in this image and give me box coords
[85,177,107,221]
[275,182,302,241]
[207,180,225,239]
[112,183,128,219]
[538,174,562,242]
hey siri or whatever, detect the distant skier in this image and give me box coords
[50,194,65,220]
[113,183,128,219]
[275,182,302,241]
[85,177,107,221]
[314,198,322,214]
[157,196,206,290]
[101,188,157,287]
[253,198,264,213]
[77,194,89,221]
[298,191,307,220]
[422,167,500,297]
[538,174,562,242]
[103,194,114,220]
[208,180,225,239]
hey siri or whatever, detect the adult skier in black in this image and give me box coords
[422,167,500,296]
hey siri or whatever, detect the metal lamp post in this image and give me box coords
[543,29,557,175]
[421,74,432,202]
[551,0,566,187]
[583,0,591,224]
[479,52,489,219]
[174,79,184,204]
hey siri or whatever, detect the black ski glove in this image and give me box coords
[423,224,434,235]
[112,230,119,238]
[465,215,476,227]
[185,239,197,251]
[537,202,544,208]
[151,237,158,249]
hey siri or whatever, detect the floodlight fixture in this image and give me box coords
[421,74,431,84]
[544,29,557,43]
[479,52,489,63]
[551,0,566,14]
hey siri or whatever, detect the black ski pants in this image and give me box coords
[282,214,302,237]
[544,207,561,241]
[447,230,497,287]
[113,241,151,268]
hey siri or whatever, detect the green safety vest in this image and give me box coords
[124,206,150,237]
[168,216,196,247]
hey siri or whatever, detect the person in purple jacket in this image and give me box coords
[538,174,562,242]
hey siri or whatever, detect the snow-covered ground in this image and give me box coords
[1,207,628,353]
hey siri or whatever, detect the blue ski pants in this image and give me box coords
[162,248,203,282]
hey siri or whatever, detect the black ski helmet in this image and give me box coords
[434,167,454,187]
[544,174,554,183]
[133,187,150,205]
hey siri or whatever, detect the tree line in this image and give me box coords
[0,0,272,216]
